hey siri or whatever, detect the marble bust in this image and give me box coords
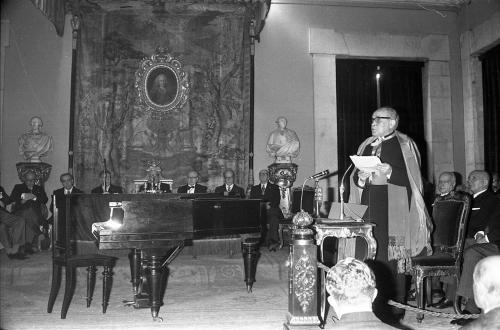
[266,116,300,163]
[18,116,53,163]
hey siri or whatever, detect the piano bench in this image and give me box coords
[278,220,296,249]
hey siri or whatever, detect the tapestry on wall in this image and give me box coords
[73,4,251,193]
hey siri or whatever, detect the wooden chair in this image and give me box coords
[409,191,471,322]
[47,194,117,319]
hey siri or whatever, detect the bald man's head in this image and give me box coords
[467,170,490,194]
[473,255,500,313]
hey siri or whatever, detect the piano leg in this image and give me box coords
[145,254,164,322]
[129,249,142,295]
[123,249,150,309]
[241,237,261,293]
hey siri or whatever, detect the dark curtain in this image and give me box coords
[336,59,425,200]
[480,43,500,174]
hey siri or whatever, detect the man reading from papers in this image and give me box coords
[349,107,431,322]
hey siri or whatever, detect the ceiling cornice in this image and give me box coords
[271,0,470,11]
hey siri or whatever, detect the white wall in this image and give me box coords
[1,0,72,198]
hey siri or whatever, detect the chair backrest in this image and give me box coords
[431,191,471,258]
[52,194,78,262]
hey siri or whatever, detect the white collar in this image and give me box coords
[473,189,487,198]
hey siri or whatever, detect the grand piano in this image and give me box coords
[59,193,262,321]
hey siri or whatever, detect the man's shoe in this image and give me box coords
[450,310,474,326]
[7,252,28,260]
[450,317,474,326]
[432,298,453,309]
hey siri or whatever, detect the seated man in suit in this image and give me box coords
[49,172,84,215]
[214,169,245,198]
[10,171,48,252]
[326,257,396,329]
[177,171,207,194]
[460,256,500,329]
[91,170,123,194]
[1,185,35,259]
[452,170,500,326]
[249,169,283,251]
[430,171,457,308]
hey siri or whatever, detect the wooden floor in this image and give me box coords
[0,248,461,330]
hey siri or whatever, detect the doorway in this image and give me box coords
[336,59,427,199]
[480,43,500,174]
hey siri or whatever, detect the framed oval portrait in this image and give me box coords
[146,66,178,106]
[135,48,189,116]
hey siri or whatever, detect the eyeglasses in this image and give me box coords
[188,176,198,179]
[371,116,392,124]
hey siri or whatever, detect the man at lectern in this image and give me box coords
[349,107,431,322]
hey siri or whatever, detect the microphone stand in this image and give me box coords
[103,159,108,193]
[339,163,354,221]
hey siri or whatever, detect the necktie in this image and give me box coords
[261,185,266,195]
[226,185,231,192]
[188,186,195,194]
[64,189,70,195]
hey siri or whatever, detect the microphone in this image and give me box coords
[307,170,330,180]
[298,170,330,216]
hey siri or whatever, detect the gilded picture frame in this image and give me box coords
[135,48,189,116]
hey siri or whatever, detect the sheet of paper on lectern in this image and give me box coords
[328,202,368,221]
[349,155,381,172]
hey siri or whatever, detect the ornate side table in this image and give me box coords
[313,219,377,326]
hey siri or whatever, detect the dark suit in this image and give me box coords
[91,184,123,194]
[467,190,500,242]
[0,186,33,251]
[457,190,500,305]
[10,183,48,237]
[49,186,85,244]
[250,182,283,243]
[214,184,245,198]
[177,184,208,194]
[49,187,84,214]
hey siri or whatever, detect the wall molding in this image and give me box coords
[460,11,500,176]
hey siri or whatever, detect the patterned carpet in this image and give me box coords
[0,248,460,330]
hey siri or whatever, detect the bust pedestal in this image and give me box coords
[15,162,52,186]
[268,162,298,218]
